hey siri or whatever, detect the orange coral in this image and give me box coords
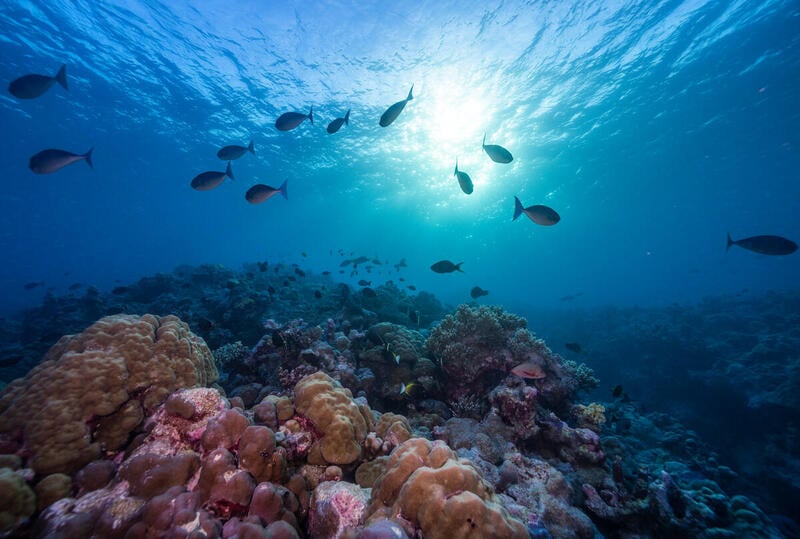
[0,314,217,475]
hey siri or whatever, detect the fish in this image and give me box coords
[314,290,322,299]
[29,147,93,174]
[191,162,234,191]
[217,140,254,161]
[407,285,416,291]
[361,287,377,298]
[358,280,372,286]
[112,286,130,295]
[322,271,331,276]
[400,382,415,396]
[726,233,797,256]
[327,109,351,134]
[511,360,547,379]
[565,342,584,354]
[295,268,306,277]
[470,286,489,299]
[258,261,269,272]
[197,317,216,331]
[301,252,308,258]
[275,107,313,131]
[454,159,474,195]
[351,256,369,266]
[612,384,623,399]
[512,196,560,226]
[379,84,414,127]
[245,179,288,204]
[431,260,463,273]
[394,258,407,271]
[23,281,44,290]
[9,64,67,99]
[481,133,513,163]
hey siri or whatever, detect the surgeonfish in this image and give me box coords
[430,260,463,273]
[379,85,413,127]
[217,140,254,161]
[245,179,288,204]
[29,147,93,174]
[482,133,513,163]
[470,286,489,299]
[726,233,797,256]
[454,160,473,195]
[9,65,67,99]
[191,162,234,191]
[327,109,351,134]
[276,107,313,131]
[513,196,560,226]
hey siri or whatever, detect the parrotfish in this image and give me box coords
[470,286,489,299]
[454,160,473,195]
[379,85,413,127]
[327,109,351,134]
[276,107,313,131]
[9,65,68,99]
[430,260,463,273]
[482,133,513,163]
[191,162,234,191]
[217,140,254,161]
[513,196,560,226]
[29,147,93,174]
[726,233,797,256]
[245,179,288,204]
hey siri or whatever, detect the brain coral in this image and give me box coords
[366,438,528,539]
[0,314,217,475]
[294,372,374,466]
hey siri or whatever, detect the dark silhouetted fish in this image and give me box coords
[407,285,416,291]
[322,271,331,276]
[513,196,560,225]
[454,160,473,195]
[379,85,413,127]
[197,317,215,331]
[295,268,306,277]
[258,261,268,272]
[276,107,313,131]
[565,342,584,354]
[217,140,254,161]
[9,64,67,99]
[470,286,489,299]
[245,180,288,204]
[23,281,44,290]
[29,147,93,174]
[394,258,407,271]
[327,109,350,134]
[191,162,234,191]
[431,260,463,273]
[358,280,371,286]
[612,384,623,398]
[482,133,513,163]
[726,233,797,256]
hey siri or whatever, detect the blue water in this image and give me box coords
[0,0,798,316]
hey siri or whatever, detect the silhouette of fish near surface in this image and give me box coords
[454,160,473,194]
[431,260,463,273]
[276,107,313,131]
[482,133,513,163]
[191,162,234,191]
[327,109,350,134]
[379,85,413,127]
[9,65,67,99]
[217,141,254,161]
[513,196,560,226]
[726,233,797,256]
[245,179,288,204]
[29,147,93,174]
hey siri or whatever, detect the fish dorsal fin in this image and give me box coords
[407,84,414,101]
[482,132,486,148]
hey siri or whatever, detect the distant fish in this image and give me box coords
[9,64,67,99]
[276,107,313,131]
[454,160,473,195]
[322,271,331,276]
[245,179,288,204]
[512,196,560,226]
[379,85,413,127]
[23,281,44,290]
[482,133,513,163]
[295,268,306,277]
[565,342,584,354]
[197,317,216,331]
[612,384,624,399]
[560,292,584,301]
[431,260,463,274]
[29,147,93,174]
[470,286,489,299]
[191,162,234,191]
[327,109,351,134]
[301,252,308,258]
[314,290,322,299]
[400,382,415,396]
[511,360,546,380]
[726,233,797,256]
[358,280,372,286]
[257,261,269,272]
[394,258,407,271]
[407,285,416,291]
[217,140,254,161]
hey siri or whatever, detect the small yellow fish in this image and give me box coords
[400,382,415,396]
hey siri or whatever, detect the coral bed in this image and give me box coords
[0,305,784,538]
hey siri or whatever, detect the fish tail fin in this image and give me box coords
[248,140,255,155]
[482,132,486,148]
[344,109,350,125]
[226,162,234,181]
[84,147,94,169]
[726,232,734,251]
[56,64,68,90]
[456,262,464,272]
[513,196,524,221]
[308,106,314,125]
[279,179,288,200]
[454,158,458,176]
[407,84,414,101]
